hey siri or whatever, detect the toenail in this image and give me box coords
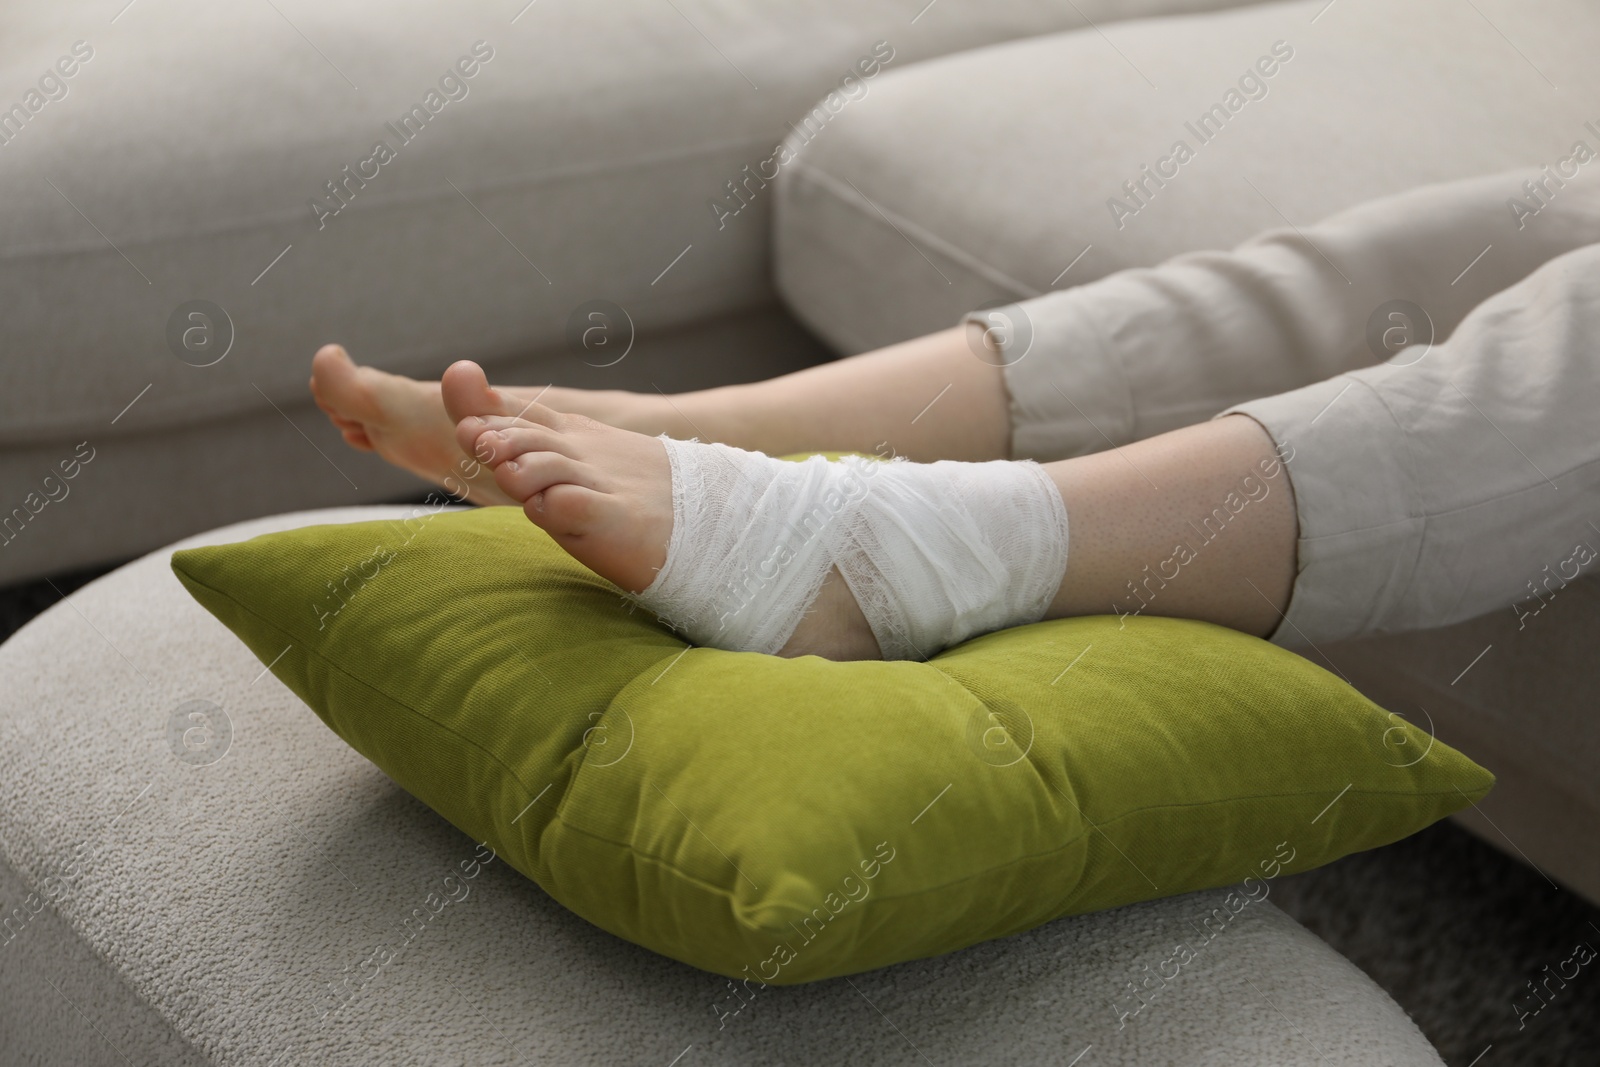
[504,459,519,472]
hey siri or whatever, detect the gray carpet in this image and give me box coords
[3,564,1597,1066]
[1272,821,1599,1067]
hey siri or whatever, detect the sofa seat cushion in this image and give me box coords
[773,0,1600,353]
[0,507,1446,1065]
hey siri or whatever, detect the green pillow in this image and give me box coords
[172,503,1492,985]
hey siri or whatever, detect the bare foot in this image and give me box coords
[443,359,674,594]
[310,345,516,505]
[442,360,881,660]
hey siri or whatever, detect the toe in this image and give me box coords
[440,359,543,425]
[493,451,592,505]
[310,344,379,420]
[339,426,375,451]
[440,360,494,425]
[442,360,573,432]
[467,423,574,466]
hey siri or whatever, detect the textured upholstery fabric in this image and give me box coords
[0,856,212,1067]
[0,508,1445,1065]
[774,0,1600,354]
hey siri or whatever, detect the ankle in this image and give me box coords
[635,442,1067,661]
[658,384,760,448]
[778,568,882,660]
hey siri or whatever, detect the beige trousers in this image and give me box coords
[972,170,1600,648]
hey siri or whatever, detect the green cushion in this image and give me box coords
[171,503,1492,985]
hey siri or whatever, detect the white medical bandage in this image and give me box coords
[635,438,1070,660]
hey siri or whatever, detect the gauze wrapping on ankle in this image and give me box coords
[635,438,1069,660]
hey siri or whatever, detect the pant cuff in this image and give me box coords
[1220,375,1424,649]
[963,294,1136,463]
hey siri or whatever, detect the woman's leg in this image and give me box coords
[573,325,1015,462]
[313,166,1600,489]
[1025,231,1600,651]
[1041,413,1296,637]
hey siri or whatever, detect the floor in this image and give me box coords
[1273,821,1599,1067]
[3,564,1597,1066]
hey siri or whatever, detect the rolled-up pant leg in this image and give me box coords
[974,168,1600,461]
[1224,242,1600,647]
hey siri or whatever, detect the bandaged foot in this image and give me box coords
[642,439,1069,659]
[443,362,1069,661]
